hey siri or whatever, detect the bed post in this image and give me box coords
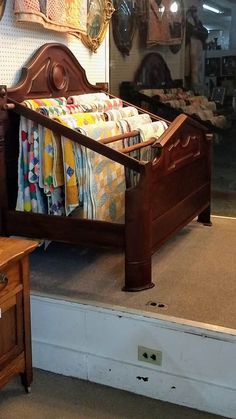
[123,163,155,291]
[0,86,9,235]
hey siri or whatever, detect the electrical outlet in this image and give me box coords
[138,345,162,366]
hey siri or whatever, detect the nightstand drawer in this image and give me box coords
[0,262,22,299]
[0,237,37,391]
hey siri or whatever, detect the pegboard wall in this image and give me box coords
[0,1,109,87]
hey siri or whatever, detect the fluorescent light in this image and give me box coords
[203,4,223,14]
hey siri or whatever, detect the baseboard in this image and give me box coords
[31,294,236,418]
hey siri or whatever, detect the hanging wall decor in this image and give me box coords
[81,0,115,52]
[0,0,6,21]
[146,0,184,48]
[112,0,136,56]
[14,0,87,36]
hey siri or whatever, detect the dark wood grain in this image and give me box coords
[0,238,37,391]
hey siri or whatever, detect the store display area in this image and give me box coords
[30,216,235,329]
[30,216,236,418]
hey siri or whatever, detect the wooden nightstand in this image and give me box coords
[0,237,37,392]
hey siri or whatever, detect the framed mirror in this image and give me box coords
[112,0,136,56]
[82,0,115,52]
[0,0,6,21]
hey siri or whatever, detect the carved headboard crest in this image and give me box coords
[8,43,101,103]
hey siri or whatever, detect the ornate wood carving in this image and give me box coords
[167,134,201,171]
[81,0,115,52]
[50,64,68,91]
[8,43,101,103]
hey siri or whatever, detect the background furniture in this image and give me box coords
[0,237,37,392]
[120,52,229,133]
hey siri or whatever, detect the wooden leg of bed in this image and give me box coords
[123,164,155,292]
[123,257,154,292]
[197,205,212,226]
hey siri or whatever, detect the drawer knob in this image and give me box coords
[0,272,8,286]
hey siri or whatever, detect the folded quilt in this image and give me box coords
[67,93,109,104]
[78,121,126,222]
[17,96,165,222]
[54,112,102,215]
[67,93,123,112]
[14,0,87,35]
[37,104,84,116]
[105,106,139,121]
[23,97,67,110]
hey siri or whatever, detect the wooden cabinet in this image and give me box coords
[0,237,37,392]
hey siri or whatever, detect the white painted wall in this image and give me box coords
[31,295,236,418]
[0,1,109,87]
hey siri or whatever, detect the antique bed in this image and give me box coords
[120,52,228,132]
[0,43,212,292]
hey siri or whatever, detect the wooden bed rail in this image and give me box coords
[99,130,139,144]
[122,139,156,154]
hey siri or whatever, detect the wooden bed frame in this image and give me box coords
[0,43,212,292]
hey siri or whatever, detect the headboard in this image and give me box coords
[134,53,174,88]
[8,43,102,103]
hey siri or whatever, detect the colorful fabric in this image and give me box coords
[55,112,104,127]
[78,121,126,222]
[17,96,164,221]
[37,104,84,116]
[116,114,152,187]
[137,120,168,161]
[14,0,87,35]
[105,106,138,121]
[54,112,100,215]
[16,116,64,216]
[67,93,109,104]
[120,113,152,132]
[23,97,67,110]
[16,117,46,214]
[67,94,123,113]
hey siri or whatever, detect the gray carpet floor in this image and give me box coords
[30,216,236,330]
[0,369,226,419]
[212,129,236,217]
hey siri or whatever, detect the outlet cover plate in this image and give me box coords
[138,345,162,366]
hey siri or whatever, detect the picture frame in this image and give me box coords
[81,0,115,52]
[211,87,226,105]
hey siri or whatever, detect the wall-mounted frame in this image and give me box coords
[0,0,6,21]
[211,87,226,105]
[112,0,136,56]
[81,0,115,52]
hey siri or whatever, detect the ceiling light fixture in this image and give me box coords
[203,4,223,14]
[170,1,178,13]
